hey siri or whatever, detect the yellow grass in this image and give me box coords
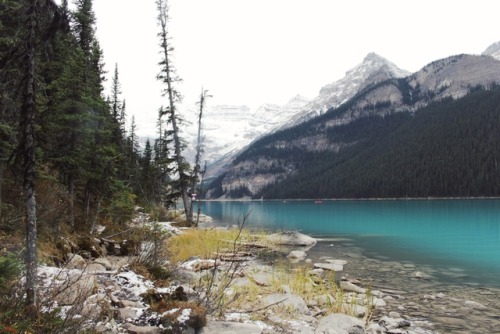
[166,227,266,263]
[166,228,374,321]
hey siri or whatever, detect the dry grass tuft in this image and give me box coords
[166,228,266,263]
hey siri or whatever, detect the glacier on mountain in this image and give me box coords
[183,95,311,168]
[183,52,409,174]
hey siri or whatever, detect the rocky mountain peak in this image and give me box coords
[288,53,409,126]
[482,41,500,61]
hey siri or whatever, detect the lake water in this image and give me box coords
[200,199,500,287]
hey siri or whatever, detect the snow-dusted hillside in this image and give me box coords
[182,95,311,167]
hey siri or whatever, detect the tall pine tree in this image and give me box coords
[156,0,193,223]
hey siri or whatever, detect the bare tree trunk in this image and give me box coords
[84,183,91,224]
[190,89,209,225]
[156,0,191,223]
[0,164,4,219]
[23,0,38,308]
[90,197,100,234]
[68,174,75,227]
[195,162,207,227]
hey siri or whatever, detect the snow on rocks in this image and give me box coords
[180,258,220,272]
[155,221,183,235]
[113,270,155,298]
[34,220,447,334]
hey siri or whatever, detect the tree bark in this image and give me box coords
[190,89,209,225]
[0,165,4,219]
[23,0,38,308]
[68,174,75,227]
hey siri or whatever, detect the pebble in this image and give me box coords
[308,240,500,334]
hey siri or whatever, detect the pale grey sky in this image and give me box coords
[92,0,500,137]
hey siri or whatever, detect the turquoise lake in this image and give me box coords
[200,199,500,287]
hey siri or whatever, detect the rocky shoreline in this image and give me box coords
[36,215,499,334]
[308,238,500,334]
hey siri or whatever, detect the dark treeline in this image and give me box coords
[253,87,500,199]
[0,0,180,234]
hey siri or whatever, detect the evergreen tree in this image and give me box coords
[22,0,39,308]
[110,63,123,122]
[0,0,23,217]
[156,0,192,222]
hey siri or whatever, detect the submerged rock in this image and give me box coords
[464,300,488,310]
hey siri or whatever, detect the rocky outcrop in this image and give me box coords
[267,231,317,247]
[409,54,500,101]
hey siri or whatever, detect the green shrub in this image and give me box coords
[0,253,20,289]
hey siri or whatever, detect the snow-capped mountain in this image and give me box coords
[183,53,409,177]
[482,41,500,60]
[286,52,410,127]
[253,95,312,130]
[207,51,500,199]
[183,95,311,168]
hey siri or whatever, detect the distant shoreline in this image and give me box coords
[199,196,500,202]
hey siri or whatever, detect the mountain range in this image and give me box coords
[184,52,411,177]
[183,95,311,176]
[204,41,500,199]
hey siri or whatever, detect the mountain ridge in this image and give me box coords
[280,52,410,128]
[189,52,410,178]
[206,51,500,199]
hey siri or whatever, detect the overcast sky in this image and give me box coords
[92,0,500,137]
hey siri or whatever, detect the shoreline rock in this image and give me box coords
[38,219,500,334]
[267,231,317,247]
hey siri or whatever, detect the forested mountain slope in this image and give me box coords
[260,88,500,198]
[206,54,500,199]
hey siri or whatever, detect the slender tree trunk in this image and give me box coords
[85,184,91,223]
[68,174,75,227]
[90,197,100,234]
[23,0,38,308]
[195,162,207,227]
[0,164,4,219]
[157,0,191,223]
[190,89,209,225]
